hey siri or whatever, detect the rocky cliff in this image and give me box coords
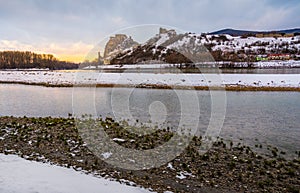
[103,34,138,64]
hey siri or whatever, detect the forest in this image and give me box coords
[0,51,79,70]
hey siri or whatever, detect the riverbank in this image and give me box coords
[2,81,300,92]
[0,116,299,193]
[0,70,300,91]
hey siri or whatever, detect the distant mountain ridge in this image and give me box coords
[209,28,300,36]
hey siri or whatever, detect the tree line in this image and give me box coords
[0,51,79,70]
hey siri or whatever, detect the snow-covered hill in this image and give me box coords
[109,28,300,65]
[209,34,300,53]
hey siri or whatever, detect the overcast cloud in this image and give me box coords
[0,0,299,61]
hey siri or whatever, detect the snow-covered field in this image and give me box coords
[0,70,299,88]
[254,60,300,68]
[0,153,152,193]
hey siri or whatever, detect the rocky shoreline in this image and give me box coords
[0,116,299,193]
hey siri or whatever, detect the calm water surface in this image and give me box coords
[0,84,299,158]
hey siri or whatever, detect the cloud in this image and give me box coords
[0,0,299,62]
[251,8,291,30]
[0,40,94,62]
[46,42,95,62]
[111,17,127,26]
[1,1,299,33]
[0,40,34,51]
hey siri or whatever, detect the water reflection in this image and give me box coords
[0,84,299,158]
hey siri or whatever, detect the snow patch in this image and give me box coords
[176,171,194,180]
[113,138,126,142]
[167,163,175,170]
[0,153,152,193]
[101,152,113,159]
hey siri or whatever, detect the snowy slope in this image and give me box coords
[0,153,152,193]
[163,33,300,53]
[111,28,300,64]
[211,35,300,52]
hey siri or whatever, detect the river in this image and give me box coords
[0,84,299,158]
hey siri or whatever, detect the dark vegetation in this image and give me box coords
[209,28,300,36]
[0,51,79,70]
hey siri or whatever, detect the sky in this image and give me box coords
[0,0,299,62]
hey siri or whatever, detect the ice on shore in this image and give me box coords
[0,153,152,193]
